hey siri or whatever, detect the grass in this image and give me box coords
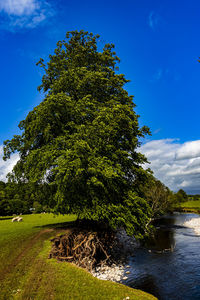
[180,200,200,208]
[175,200,200,213]
[0,213,157,300]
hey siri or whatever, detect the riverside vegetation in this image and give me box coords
[2,31,174,270]
[178,200,200,213]
[0,31,183,299]
[0,213,157,300]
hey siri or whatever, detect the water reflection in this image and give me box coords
[132,275,161,299]
[126,213,200,300]
[146,226,175,252]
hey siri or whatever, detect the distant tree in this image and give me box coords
[137,174,173,217]
[0,180,54,216]
[32,201,43,213]
[0,189,8,216]
[3,31,151,238]
[0,182,30,215]
[9,194,28,214]
[189,194,200,201]
[175,189,188,203]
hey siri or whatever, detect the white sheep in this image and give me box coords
[11,216,23,222]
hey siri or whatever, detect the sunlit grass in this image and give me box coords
[0,213,76,275]
[180,200,200,209]
[176,200,200,214]
[0,213,157,300]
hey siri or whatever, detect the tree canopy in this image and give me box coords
[137,174,174,217]
[174,189,188,203]
[3,31,151,238]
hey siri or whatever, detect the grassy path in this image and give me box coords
[0,229,53,282]
[0,214,157,300]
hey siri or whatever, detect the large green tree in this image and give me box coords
[3,31,151,238]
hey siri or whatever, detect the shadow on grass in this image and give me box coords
[34,221,77,230]
[0,217,13,221]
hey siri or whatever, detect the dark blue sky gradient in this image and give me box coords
[1,0,200,144]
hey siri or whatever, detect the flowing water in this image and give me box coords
[123,213,200,300]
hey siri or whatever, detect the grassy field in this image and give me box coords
[175,200,200,213]
[180,200,200,209]
[0,214,157,300]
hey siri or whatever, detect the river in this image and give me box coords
[123,213,200,300]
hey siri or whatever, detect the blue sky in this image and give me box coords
[1,0,200,193]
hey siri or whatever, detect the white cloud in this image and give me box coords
[148,11,161,30]
[153,128,161,134]
[140,139,200,194]
[0,0,53,30]
[0,145,19,181]
[175,140,200,160]
[0,0,38,16]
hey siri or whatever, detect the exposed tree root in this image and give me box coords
[49,226,119,271]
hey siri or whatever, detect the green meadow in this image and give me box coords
[0,214,156,300]
[178,200,200,213]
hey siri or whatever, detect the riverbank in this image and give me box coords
[91,229,138,283]
[0,214,157,300]
[175,207,200,214]
[175,200,200,214]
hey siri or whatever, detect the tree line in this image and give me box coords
[0,181,56,216]
[0,176,188,218]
